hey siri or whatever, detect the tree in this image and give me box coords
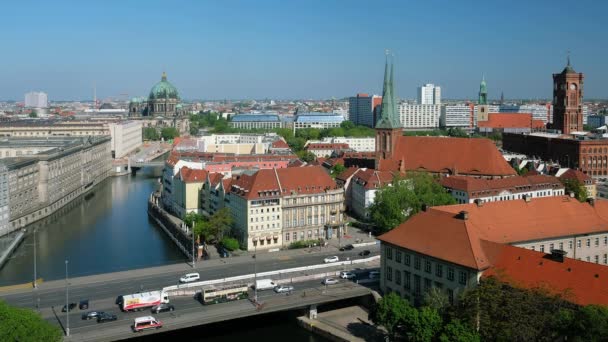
[370,292,411,340]
[330,164,346,178]
[424,287,450,315]
[274,128,294,140]
[561,178,589,202]
[340,120,356,130]
[0,300,62,341]
[221,237,240,251]
[570,305,608,341]
[161,127,180,140]
[405,306,443,342]
[439,319,480,342]
[447,128,468,138]
[297,150,316,163]
[368,172,456,232]
[29,110,38,118]
[206,208,233,242]
[143,127,159,141]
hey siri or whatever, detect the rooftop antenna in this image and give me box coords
[567,49,571,66]
[93,82,96,110]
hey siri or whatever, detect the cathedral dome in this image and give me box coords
[149,72,179,100]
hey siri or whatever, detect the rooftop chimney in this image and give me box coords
[523,194,531,203]
[549,249,567,263]
[458,210,469,220]
[587,198,595,207]
[474,199,483,207]
[569,192,575,198]
[421,204,428,212]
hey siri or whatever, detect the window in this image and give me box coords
[605,236,608,246]
[404,254,410,266]
[414,275,421,295]
[404,271,411,290]
[569,241,573,249]
[586,256,591,262]
[549,243,554,252]
[540,245,545,253]
[386,247,393,260]
[285,233,290,241]
[531,246,535,251]
[596,238,600,247]
[386,266,393,281]
[559,242,564,250]
[595,255,600,264]
[447,268,455,281]
[447,289,454,305]
[396,251,402,263]
[459,271,467,285]
[425,260,432,273]
[436,264,443,278]
[293,232,297,241]
[577,240,581,248]
[414,256,421,270]
[587,239,591,247]
[395,270,402,285]
[424,278,432,292]
[604,254,607,264]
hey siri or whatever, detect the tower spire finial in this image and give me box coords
[567,49,571,66]
[162,71,167,81]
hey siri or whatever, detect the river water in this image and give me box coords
[0,174,185,286]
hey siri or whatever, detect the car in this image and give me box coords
[151,303,175,314]
[97,312,118,323]
[340,271,356,279]
[179,272,200,283]
[274,285,294,293]
[324,256,339,263]
[322,277,339,285]
[368,271,380,279]
[359,250,371,256]
[133,316,163,332]
[115,296,123,306]
[339,244,354,251]
[61,303,77,312]
[79,299,89,310]
[82,311,104,320]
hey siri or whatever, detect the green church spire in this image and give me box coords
[375,52,399,129]
[478,75,488,105]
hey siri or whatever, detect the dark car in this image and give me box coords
[151,303,175,314]
[97,312,118,323]
[359,250,371,256]
[115,296,123,306]
[79,299,89,310]
[82,311,104,320]
[61,303,77,312]
[339,244,354,251]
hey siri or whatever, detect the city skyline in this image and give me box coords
[0,0,607,101]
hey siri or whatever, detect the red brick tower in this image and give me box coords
[553,57,584,134]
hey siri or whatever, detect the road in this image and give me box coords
[3,245,378,310]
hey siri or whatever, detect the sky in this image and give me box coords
[0,0,606,101]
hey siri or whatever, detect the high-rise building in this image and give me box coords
[24,92,48,108]
[553,57,584,134]
[417,83,441,105]
[348,93,382,127]
[398,104,441,129]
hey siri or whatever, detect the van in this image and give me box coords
[253,279,276,290]
[133,316,163,332]
[368,271,380,279]
[179,273,200,283]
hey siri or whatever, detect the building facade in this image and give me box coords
[348,94,382,127]
[307,137,376,152]
[417,84,441,105]
[24,92,48,108]
[293,113,344,130]
[229,114,283,130]
[441,104,474,128]
[108,121,143,158]
[398,104,441,129]
[553,59,584,134]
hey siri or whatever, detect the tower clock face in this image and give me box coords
[570,83,577,90]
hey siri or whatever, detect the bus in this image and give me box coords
[199,284,249,305]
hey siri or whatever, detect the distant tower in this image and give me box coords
[375,52,401,159]
[500,91,504,105]
[477,76,489,122]
[552,55,584,134]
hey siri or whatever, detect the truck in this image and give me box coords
[253,279,276,291]
[120,291,169,312]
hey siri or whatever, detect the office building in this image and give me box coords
[348,94,382,127]
[441,104,474,128]
[108,121,143,159]
[398,104,441,129]
[293,112,344,130]
[417,84,441,105]
[24,92,48,108]
[229,114,283,130]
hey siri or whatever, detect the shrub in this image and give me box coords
[221,237,240,251]
[288,239,320,249]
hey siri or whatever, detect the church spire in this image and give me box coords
[162,71,167,81]
[375,51,398,129]
[478,75,488,105]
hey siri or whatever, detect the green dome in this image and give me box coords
[149,72,179,100]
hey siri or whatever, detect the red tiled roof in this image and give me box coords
[558,169,594,185]
[440,174,563,195]
[208,173,224,187]
[179,167,208,183]
[391,136,516,176]
[352,169,398,190]
[478,113,535,129]
[336,166,361,182]
[271,139,290,149]
[305,143,350,150]
[482,240,608,306]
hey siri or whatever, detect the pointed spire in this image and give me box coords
[567,50,571,66]
[162,71,167,81]
[376,50,398,129]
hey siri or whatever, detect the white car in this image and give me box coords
[340,271,356,279]
[322,277,339,285]
[368,271,380,279]
[324,256,339,263]
[274,285,294,293]
[179,272,200,283]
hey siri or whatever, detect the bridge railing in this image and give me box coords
[162,255,380,296]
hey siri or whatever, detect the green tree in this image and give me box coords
[206,208,233,242]
[439,319,480,342]
[340,120,356,130]
[571,305,608,341]
[0,300,62,341]
[274,128,294,140]
[330,164,346,178]
[370,292,411,340]
[221,237,240,251]
[29,110,38,118]
[424,287,450,315]
[161,127,180,140]
[296,150,316,163]
[405,306,443,342]
[447,128,468,138]
[287,137,306,152]
[369,172,456,232]
[561,178,589,202]
[143,127,159,140]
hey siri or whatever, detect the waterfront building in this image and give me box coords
[379,196,608,305]
[348,94,382,127]
[0,136,111,236]
[172,167,209,219]
[417,84,441,105]
[0,165,8,236]
[24,91,48,108]
[108,121,143,158]
[0,120,109,138]
[398,104,441,129]
[293,112,344,130]
[229,114,282,130]
[440,174,564,204]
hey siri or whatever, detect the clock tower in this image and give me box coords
[553,57,584,134]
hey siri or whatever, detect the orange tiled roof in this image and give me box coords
[391,136,516,176]
[482,240,608,306]
[271,139,290,149]
[336,166,361,182]
[559,169,594,185]
[352,168,398,190]
[179,167,208,183]
[440,174,563,195]
[478,113,535,129]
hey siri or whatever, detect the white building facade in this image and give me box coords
[108,121,143,159]
[398,104,441,129]
[417,84,441,105]
[24,92,48,108]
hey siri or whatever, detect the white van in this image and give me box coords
[368,271,380,279]
[133,316,163,332]
[253,279,276,291]
[179,272,200,283]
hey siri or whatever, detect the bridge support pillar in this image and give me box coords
[308,304,318,319]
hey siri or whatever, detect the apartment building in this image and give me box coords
[307,137,376,152]
[418,84,441,105]
[108,121,143,158]
[398,104,441,129]
[350,168,397,219]
[304,143,350,158]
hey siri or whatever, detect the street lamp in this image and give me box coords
[253,241,258,303]
[33,229,37,288]
[192,222,196,268]
[65,260,69,337]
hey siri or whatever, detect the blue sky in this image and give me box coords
[0,0,606,101]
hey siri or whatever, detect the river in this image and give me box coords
[0,174,185,286]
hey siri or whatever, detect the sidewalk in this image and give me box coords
[297,306,386,342]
